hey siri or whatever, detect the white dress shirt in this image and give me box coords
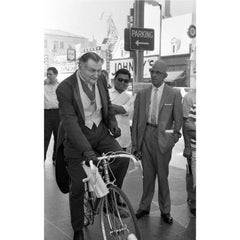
[44,82,59,109]
[109,88,135,148]
[148,83,165,124]
[76,70,102,129]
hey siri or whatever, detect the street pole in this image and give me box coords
[133,0,144,83]
[145,1,162,59]
[158,3,162,59]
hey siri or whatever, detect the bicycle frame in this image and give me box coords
[83,152,142,239]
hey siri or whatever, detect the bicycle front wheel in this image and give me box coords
[100,185,141,240]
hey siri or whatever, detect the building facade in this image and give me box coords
[44,29,97,81]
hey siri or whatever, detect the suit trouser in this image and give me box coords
[186,150,196,209]
[139,125,172,214]
[65,122,130,232]
[44,109,60,161]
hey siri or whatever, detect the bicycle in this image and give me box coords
[82,151,142,240]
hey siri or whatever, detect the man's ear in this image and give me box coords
[79,62,84,70]
[164,72,168,78]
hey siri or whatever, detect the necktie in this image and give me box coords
[151,88,158,124]
[80,78,96,105]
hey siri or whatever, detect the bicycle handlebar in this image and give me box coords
[82,153,142,192]
[83,152,142,174]
[97,152,142,173]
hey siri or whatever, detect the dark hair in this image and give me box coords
[101,69,108,76]
[78,52,103,66]
[114,68,131,80]
[47,67,58,75]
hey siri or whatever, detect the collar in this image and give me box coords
[110,87,122,94]
[46,81,58,86]
[77,70,96,88]
[151,82,165,91]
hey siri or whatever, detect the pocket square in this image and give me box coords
[165,129,174,133]
[164,103,172,106]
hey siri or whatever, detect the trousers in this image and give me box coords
[139,125,172,214]
[44,109,60,161]
[65,122,129,231]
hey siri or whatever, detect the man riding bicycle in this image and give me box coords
[55,52,130,240]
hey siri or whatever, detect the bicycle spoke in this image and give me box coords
[100,185,141,240]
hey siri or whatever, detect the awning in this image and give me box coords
[164,70,185,82]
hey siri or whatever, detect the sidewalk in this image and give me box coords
[44,137,196,240]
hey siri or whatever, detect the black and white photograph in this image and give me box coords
[44,0,196,239]
[2,0,240,240]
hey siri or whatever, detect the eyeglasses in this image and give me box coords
[149,69,165,75]
[117,78,130,84]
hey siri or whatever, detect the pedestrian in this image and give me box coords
[184,103,196,216]
[132,59,183,224]
[55,52,130,240]
[109,69,135,151]
[182,74,196,215]
[44,67,60,165]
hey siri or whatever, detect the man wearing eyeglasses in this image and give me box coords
[55,52,130,240]
[109,68,135,151]
[132,59,183,224]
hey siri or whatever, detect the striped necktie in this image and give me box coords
[151,88,158,124]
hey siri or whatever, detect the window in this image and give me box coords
[44,40,48,48]
[172,45,176,53]
[121,50,124,57]
[60,41,64,49]
[53,41,58,51]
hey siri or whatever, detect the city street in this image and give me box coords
[44,137,196,240]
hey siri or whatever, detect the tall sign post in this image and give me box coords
[130,27,154,50]
[133,0,145,84]
[145,0,162,59]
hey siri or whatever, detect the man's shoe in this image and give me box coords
[73,230,84,240]
[161,213,173,224]
[135,209,149,219]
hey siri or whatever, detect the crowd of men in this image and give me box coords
[44,52,196,240]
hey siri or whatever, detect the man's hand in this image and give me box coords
[133,151,142,160]
[183,147,192,158]
[173,133,181,143]
[110,125,121,138]
[83,150,98,166]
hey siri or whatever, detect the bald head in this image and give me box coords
[152,59,168,73]
[149,59,168,88]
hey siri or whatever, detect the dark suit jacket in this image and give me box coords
[132,84,183,155]
[55,71,118,193]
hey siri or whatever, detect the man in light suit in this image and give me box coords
[132,59,183,224]
[55,52,129,240]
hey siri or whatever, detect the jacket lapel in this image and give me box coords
[158,84,169,112]
[72,72,85,120]
[145,87,152,118]
[97,80,107,116]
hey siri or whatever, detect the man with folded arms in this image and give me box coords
[132,59,183,224]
